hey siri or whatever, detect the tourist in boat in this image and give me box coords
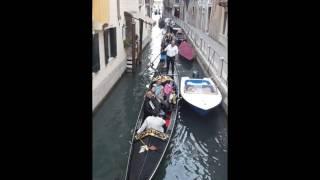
[169,89,177,111]
[137,115,166,134]
[164,40,179,75]
[143,91,163,118]
[163,81,173,97]
[166,20,170,32]
[154,80,164,97]
[169,20,175,33]
[159,48,167,71]
[165,33,172,45]
[152,81,170,113]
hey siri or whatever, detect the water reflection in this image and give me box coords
[155,103,227,180]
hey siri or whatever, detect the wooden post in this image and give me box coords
[131,21,136,69]
[137,18,143,64]
[139,18,143,60]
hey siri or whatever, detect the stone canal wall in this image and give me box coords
[173,17,228,114]
[92,57,127,112]
[92,34,152,112]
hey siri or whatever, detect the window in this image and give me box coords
[122,25,126,40]
[199,7,202,28]
[174,7,180,18]
[222,11,227,35]
[92,33,100,73]
[117,0,120,20]
[109,27,117,57]
[146,6,151,17]
[103,29,109,65]
[207,7,212,32]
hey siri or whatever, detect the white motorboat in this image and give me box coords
[180,77,222,111]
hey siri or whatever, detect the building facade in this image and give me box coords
[93,0,154,111]
[153,0,163,11]
[163,0,228,113]
[164,0,227,47]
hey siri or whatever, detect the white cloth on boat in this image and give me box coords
[137,116,166,134]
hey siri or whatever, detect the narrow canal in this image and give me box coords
[93,15,227,180]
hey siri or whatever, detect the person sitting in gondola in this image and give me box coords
[163,81,173,97]
[159,47,166,70]
[137,115,166,134]
[169,89,177,111]
[154,80,163,97]
[165,33,172,45]
[143,91,164,119]
[151,82,169,114]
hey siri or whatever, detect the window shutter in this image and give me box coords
[109,27,117,57]
[92,33,100,73]
[103,29,109,64]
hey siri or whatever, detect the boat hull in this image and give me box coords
[190,103,210,116]
[180,77,222,113]
[179,41,194,61]
[125,62,180,180]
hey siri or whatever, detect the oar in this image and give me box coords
[141,52,162,75]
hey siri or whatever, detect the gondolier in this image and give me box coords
[137,116,166,134]
[164,40,178,75]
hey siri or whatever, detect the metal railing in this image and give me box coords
[173,17,228,85]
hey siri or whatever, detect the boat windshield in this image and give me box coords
[184,80,216,94]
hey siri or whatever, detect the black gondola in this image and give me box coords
[124,61,180,180]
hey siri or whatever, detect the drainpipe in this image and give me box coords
[131,22,136,69]
[220,56,224,78]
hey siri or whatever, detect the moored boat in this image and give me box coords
[179,41,195,61]
[180,76,222,114]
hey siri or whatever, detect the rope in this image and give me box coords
[137,137,151,179]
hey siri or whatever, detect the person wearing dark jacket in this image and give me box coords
[143,91,162,119]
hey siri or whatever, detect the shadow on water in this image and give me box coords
[153,29,227,180]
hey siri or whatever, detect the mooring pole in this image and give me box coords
[131,21,136,69]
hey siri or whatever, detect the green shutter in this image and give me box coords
[92,33,100,73]
[109,27,117,57]
[103,29,109,64]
